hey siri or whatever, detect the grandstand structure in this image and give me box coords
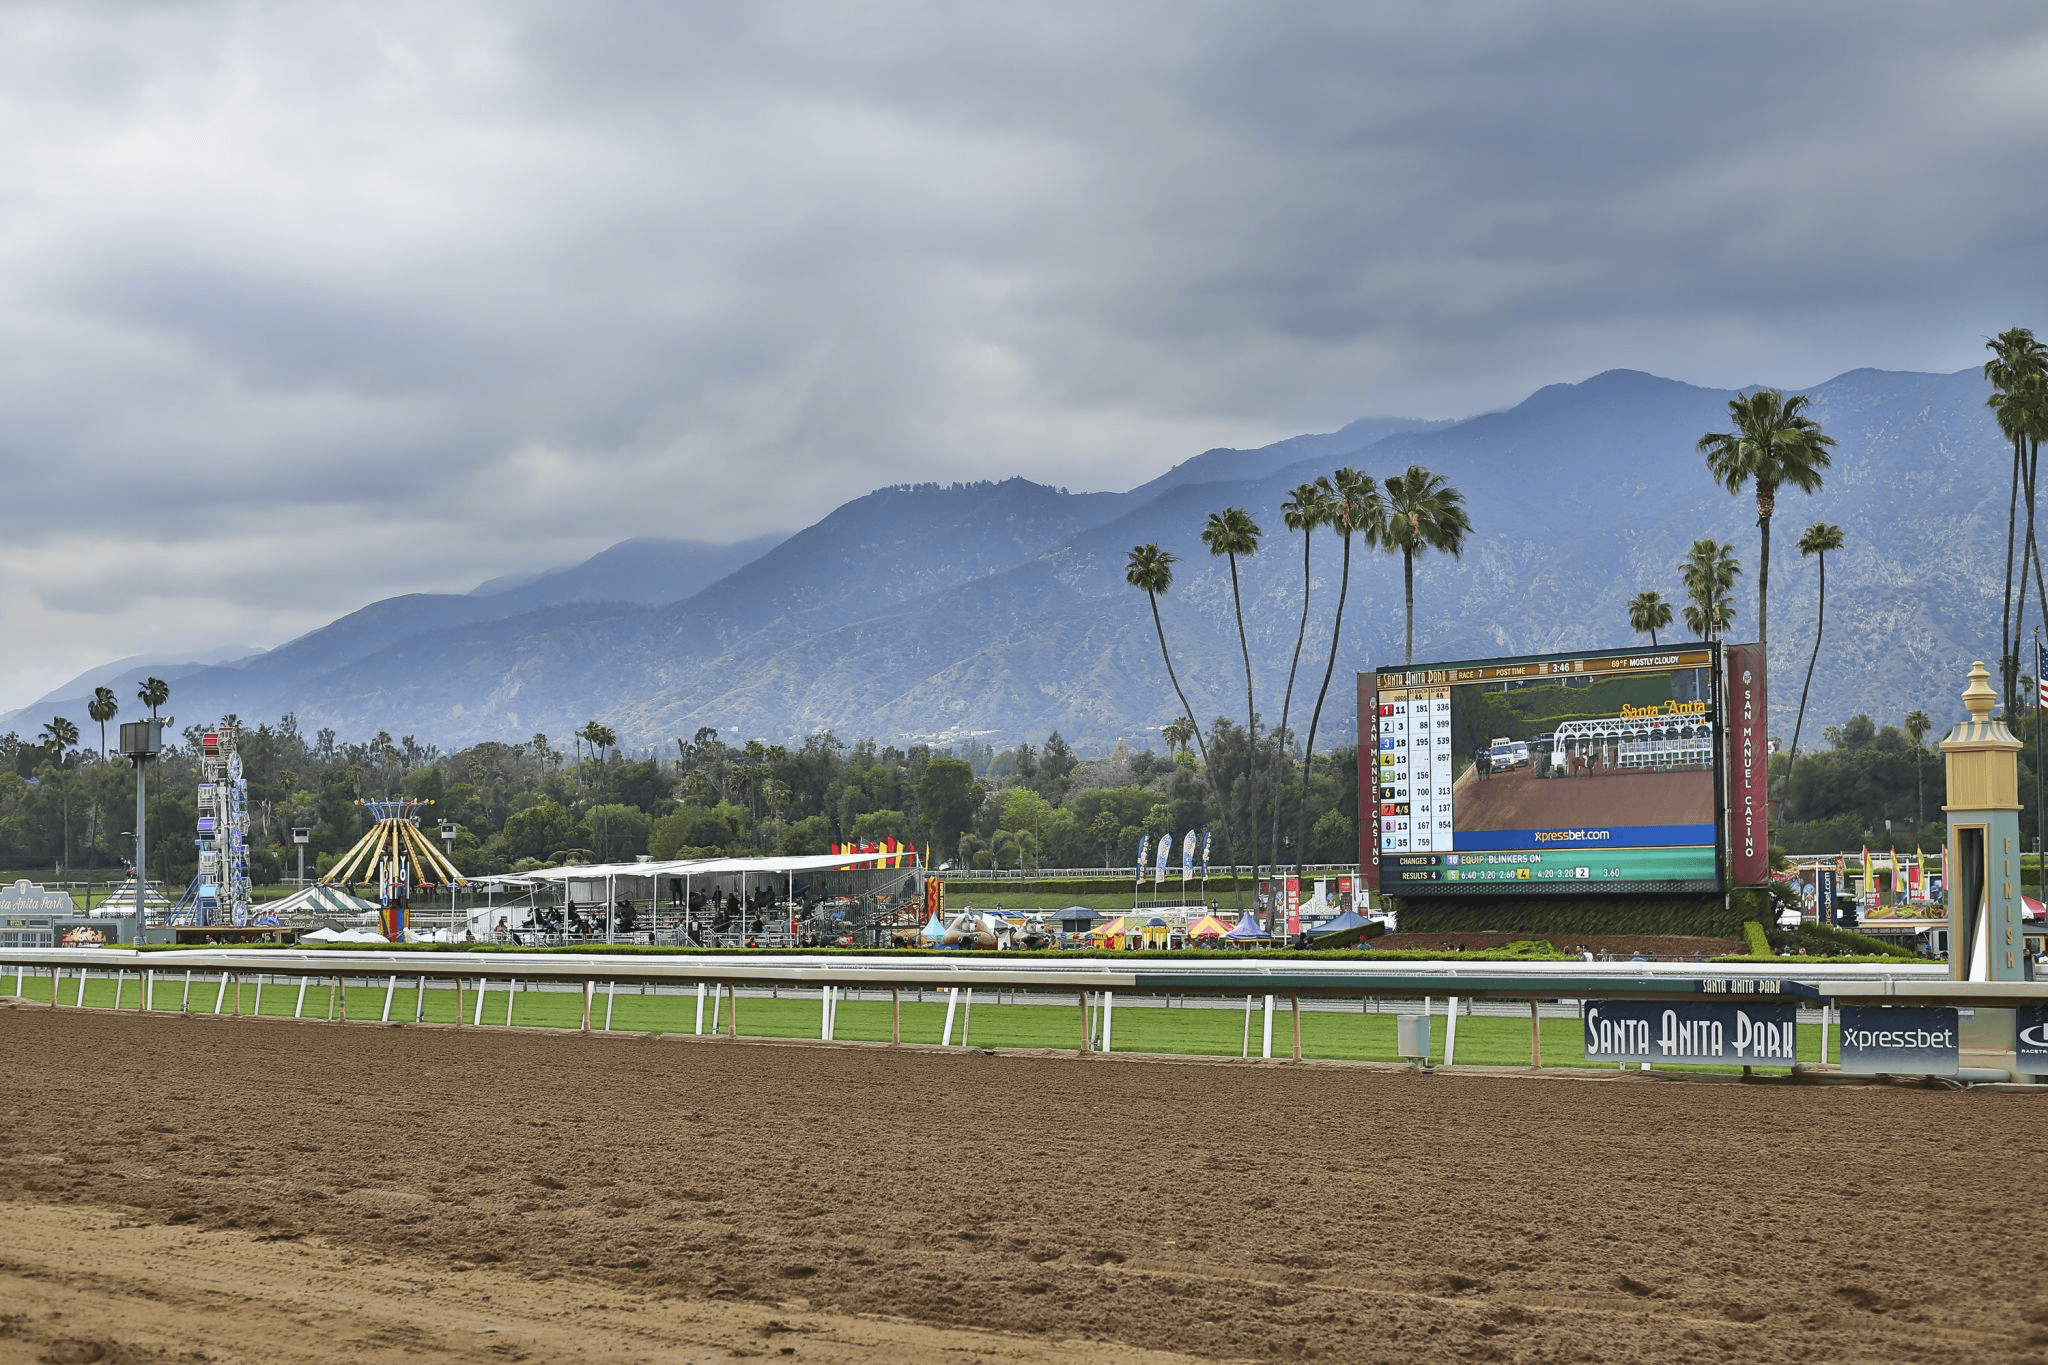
[1546,714,1714,772]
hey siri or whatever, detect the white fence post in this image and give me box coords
[941,987,959,1045]
[695,981,706,1035]
[294,978,309,1018]
[381,975,398,1022]
[1444,995,1460,1067]
[1261,994,1274,1060]
[1102,991,1115,1053]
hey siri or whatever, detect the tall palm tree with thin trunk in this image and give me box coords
[1268,482,1334,880]
[1785,522,1844,797]
[1202,507,1264,904]
[87,687,118,760]
[137,677,169,720]
[1986,328,2048,714]
[1905,709,1930,828]
[1125,544,1235,902]
[1697,389,1835,665]
[39,717,79,874]
[1380,465,1471,665]
[1679,539,1740,641]
[1297,469,1384,888]
[1627,591,1672,647]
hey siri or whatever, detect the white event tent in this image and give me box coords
[472,851,902,942]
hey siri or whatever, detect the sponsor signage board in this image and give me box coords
[1838,1006,1959,1075]
[1582,1000,1796,1066]
[2016,1006,2048,1076]
[0,880,77,914]
[1723,642,1770,886]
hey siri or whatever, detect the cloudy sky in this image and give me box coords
[3,0,2045,714]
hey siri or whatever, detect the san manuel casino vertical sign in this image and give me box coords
[1725,642,1769,886]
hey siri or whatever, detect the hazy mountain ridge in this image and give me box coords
[3,367,2014,753]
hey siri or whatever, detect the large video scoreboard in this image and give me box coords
[1360,643,1730,896]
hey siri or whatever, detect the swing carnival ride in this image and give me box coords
[321,798,467,940]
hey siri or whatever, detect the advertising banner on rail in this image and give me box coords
[1724,641,1770,886]
[1581,1001,1796,1066]
[2016,1006,2048,1076]
[1361,644,1723,896]
[1838,1006,1959,1076]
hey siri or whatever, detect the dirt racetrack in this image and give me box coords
[4,1002,2047,1364]
[1453,765,1715,833]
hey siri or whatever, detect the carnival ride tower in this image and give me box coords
[322,799,466,936]
[192,725,252,926]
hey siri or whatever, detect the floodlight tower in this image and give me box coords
[116,717,168,944]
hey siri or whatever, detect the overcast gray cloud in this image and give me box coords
[2,0,2045,711]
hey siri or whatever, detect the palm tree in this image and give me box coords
[1904,709,1931,828]
[40,716,78,764]
[39,716,79,874]
[87,687,118,760]
[1161,715,1195,758]
[1380,465,1471,665]
[1697,389,1835,662]
[1268,481,1335,878]
[1125,543,1235,901]
[1297,469,1384,887]
[1679,539,1740,640]
[1627,591,1673,647]
[1785,522,1844,791]
[1986,328,2048,714]
[137,676,169,720]
[1202,507,1263,895]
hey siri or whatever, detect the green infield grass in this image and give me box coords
[3,967,1842,1071]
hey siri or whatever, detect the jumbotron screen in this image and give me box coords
[1361,644,1724,895]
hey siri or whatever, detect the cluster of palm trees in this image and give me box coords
[1989,327,2048,716]
[574,719,618,767]
[1125,463,1469,914]
[1627,390,1838,791]
[39,675,171,767]
[32,677,171,875]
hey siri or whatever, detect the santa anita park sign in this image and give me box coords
[1582,1001,1797,1066]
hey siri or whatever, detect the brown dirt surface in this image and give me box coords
[1452,766,1714,833]
[5,1001,2048,1364]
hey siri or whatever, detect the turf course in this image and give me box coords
[3,967,1842,1070]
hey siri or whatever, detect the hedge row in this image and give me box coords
[1392,896,1753,940]
[1767,921,1919,960]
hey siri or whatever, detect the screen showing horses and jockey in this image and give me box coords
[1367,644,1723,895]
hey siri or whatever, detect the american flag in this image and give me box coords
[2039,640,2048,710]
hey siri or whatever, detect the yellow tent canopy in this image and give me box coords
[1186,914,1231,939]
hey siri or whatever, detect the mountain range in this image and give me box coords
[2,366,2010,756]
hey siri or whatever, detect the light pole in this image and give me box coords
[116,718,167,945]
[440,822,459,932]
